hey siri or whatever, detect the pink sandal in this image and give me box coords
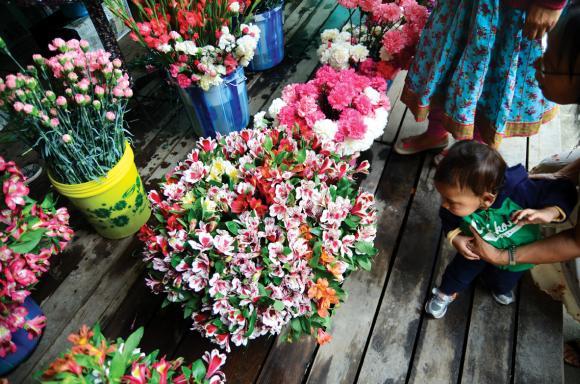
[394,135,449,155]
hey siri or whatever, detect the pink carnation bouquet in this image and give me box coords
[318,0,431,80]
[266,65,390,155]
[0,157,73,358]
[105,0,261,91]
[0,37,132,185]
[139,126,378,351]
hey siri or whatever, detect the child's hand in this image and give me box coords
[452,235,480,261]
[511,207,561,225]
[523,4,562,40]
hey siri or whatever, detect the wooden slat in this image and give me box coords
[101,271,163,339]
[305,147,423,384]
[407,241,472,384]
[255,336,318,384]
[382,70,408,144]
[513,274,563,384]
[460,283,516,384]
[357,153,442,383]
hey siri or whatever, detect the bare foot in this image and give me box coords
[395,132,449,155]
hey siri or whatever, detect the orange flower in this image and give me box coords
[316,329,332,345]
[67,325,93,346]
[308,278,340,318]
[299,224,313,241]
[308,278,329,300]
[317,290,339,318]
[43,354,83,378]
[320,249,335,265]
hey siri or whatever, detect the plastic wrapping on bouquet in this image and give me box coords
[0,298,44,376]
[180,66,250,138]
[248,3,285,71]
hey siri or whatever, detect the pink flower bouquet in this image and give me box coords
[266,65,390,155]
[40,325,227,383]
[105,0,261,91]
[318,0,430,80]
[139,126,378,350]
[0,37,132,185]
[0,157,73,358]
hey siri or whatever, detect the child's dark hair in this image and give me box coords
[434,141,506,196]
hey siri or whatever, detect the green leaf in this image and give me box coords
[273,300,285,312]
[184,306,194,319]
[9,228,48,254]
[357,257,372,271]
[124,327,144,357]
[191,359,207,382]
[295,148,307,164]
[263,136,273,152]
[309,227,322,237]
[355,241,378,257]
[291,318,302,334]
[225,221,240,236]
[41,193,56,210]
[309,242,323,268]
[245,308,258,337]
[299,317,312,333]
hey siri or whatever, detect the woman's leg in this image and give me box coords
[394,106,449,155]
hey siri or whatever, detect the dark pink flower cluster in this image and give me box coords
[331,0,430,79]
[0,157,73,357]
[272,66,390,154]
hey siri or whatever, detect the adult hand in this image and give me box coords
[529,167,578,181]
[451,235,480,260]
[523,4,562,40]
[468,227,508,265]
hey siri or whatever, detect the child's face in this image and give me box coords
[435,181,495,217]
[535,33,580,105]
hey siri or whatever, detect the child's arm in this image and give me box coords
[512,176,577,224]
[439,208,480,260]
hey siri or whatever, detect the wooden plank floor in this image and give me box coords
[5,1,567,382]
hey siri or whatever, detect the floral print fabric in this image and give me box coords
[401,0,557,144]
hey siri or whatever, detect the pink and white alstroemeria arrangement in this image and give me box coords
[139,126,378,350]
[0,37,132,185]
[40,325,227,383]
[266,65,390,155]
[0,157,73,358]
[318,0,430,80]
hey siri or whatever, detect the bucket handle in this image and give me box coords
[225,73,247,86]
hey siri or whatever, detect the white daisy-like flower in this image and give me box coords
[320,28,340,43]
[268,98,287,119]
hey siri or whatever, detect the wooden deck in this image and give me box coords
[6,0,567,382]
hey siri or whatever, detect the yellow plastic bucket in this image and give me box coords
[49,142,151,239]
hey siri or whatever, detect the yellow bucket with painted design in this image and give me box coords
[49,142,151,239]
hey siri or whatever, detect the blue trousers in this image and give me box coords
[439,254,525,295]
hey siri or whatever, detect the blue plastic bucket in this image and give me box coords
[0,297,44,376]
[248,3,285,71]
[180,66,250,138]
[62,2,89,19]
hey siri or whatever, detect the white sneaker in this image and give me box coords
[492,291,515,305]
[425,288,456,319]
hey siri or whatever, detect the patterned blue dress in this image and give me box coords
[401,0,557,145]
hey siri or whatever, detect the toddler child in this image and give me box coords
[426,141,577,318]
